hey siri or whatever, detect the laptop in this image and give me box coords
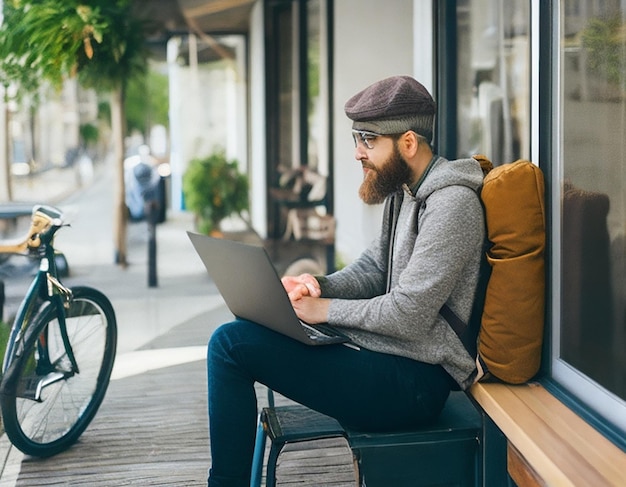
[187,231,351,346]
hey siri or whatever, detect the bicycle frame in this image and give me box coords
[0,204,117,456]
[1,206,79,381]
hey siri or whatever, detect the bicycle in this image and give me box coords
[0,204,117,457]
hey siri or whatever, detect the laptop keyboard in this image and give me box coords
[302,323,342,341]
[303,324,327,339]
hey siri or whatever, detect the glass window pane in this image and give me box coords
[559,3,626,401]
[307,0,328,177]
[455,0,530,163]
[277,4,295,170]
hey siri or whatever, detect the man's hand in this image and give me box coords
[281,273,321,300]
[292,296,330,324]
[281,273,329,323]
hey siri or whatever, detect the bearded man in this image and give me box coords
[205,76,486,487]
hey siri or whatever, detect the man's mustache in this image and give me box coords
[361,161,377,171]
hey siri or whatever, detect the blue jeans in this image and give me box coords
[206,319,452,487]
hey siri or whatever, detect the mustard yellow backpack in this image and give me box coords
[441,156,546,384]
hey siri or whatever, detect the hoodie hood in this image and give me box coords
[412,156,484,202]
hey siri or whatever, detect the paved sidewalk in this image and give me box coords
[0,164,227,484]
[0,164,356,486]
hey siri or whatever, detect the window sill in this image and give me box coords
[470,382,626,486]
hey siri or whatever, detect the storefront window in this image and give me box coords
[455,0,530,164]
[307,0,328,175]
[264,0,332,246]
[554,1,626,434]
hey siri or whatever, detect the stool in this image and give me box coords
[251,391,482,487]
[251,404,346,487]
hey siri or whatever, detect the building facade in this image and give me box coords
[166,0,625,480]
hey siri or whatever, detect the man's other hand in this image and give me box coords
[281,273,322,300]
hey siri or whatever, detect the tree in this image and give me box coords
[0,0,152,265]
[581,16,625,91]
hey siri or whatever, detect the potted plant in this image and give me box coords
[182,150,249,235]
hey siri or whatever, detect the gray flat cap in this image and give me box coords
[344,76,436,141]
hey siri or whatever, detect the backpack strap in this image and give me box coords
[439,303,476,357]
[439,240,490,359]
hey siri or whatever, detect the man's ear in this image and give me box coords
[397,131,420,159]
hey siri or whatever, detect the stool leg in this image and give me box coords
[265,442,284,487]
[250,416,267,487]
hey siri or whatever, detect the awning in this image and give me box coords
[135,0,256,60]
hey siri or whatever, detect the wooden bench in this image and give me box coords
[0,202,36,237]
[470,382,626,486]
[0,203,36,320]
[251,390,483,487]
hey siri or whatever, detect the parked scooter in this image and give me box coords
[124,145,167,223]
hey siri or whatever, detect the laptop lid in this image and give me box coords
[187,231,347,345]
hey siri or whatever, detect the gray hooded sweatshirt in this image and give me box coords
[318,155,485,389]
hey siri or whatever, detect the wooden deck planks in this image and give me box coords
[0,303,357,486]
[1,357,357,486]
[276,439,357,486]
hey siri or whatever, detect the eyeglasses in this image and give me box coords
[352,130,382,150]
[352,130,427,150]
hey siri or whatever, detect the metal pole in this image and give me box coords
[146,201,158,288]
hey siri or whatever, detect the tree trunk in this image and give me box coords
[110,88,127,266]
[0,89,13,202]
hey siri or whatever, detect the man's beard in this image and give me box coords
[358,144,412,204]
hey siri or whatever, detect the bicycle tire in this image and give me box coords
[0,286,117,457]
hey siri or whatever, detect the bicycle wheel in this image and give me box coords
[0,286,117,457]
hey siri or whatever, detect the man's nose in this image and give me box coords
[354,144,367,161]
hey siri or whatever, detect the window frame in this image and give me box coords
[545,0,626,448]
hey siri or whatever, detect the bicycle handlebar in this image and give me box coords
[0,204,64,255]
